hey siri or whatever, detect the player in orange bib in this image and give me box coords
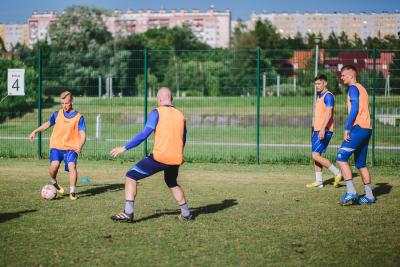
[110,87,191,223]
[307,74,342,189]
[336,65,375,205]
[29,91,86,200]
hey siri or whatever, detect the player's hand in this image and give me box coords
[318,129,325,140]
[28,132,36,142]
[110,146,126,158]
[344,130,350,142]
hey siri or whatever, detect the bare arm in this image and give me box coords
[28,121,51,142]
[75,131,86,154]
[318,107,333,140]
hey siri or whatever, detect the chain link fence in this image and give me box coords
[1,48,399,165]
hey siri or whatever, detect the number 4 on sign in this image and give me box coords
[7,69,25,96]
[12,79,20,91]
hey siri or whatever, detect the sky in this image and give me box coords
[1,0,399,24]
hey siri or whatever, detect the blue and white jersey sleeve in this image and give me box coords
[324,93,334,108]
[345,85,360,130]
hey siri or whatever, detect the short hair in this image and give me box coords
[60,91,72,100]
[341,65,357,73]
[314,74,327,82]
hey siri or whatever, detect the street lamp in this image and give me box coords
[312,35,322,128]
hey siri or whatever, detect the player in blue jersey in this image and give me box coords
[307,75,341,188]
[29,91,86,200]
[110,87,191,223]
[336,65,375,205]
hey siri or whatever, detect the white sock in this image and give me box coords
[328,165,340,175]
[315,172,323,184]
[51,178,57,184]
[70,186,76,194]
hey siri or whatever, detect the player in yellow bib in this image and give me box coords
[110,87,191,223]
[29,91,86,200]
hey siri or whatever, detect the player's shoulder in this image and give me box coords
[348,85,360,96]
[348,85,359,92]
[325,90,334,98]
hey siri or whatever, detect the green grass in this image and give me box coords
[1,159,399,266]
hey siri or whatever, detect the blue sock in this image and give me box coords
[125,200,134,215]
[179,203,190,217]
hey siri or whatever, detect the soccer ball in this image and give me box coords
[41,184,57,200]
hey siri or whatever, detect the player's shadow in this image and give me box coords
[0,209,37,223]
[133,199,238,224]
[78,183,124,198]
[324,172,360,187]
[373,182,392,197]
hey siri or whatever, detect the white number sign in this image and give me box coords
[8,69,25,96]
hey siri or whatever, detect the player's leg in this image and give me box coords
[164,166,192,221]
[308,131,340,187]
[312,152,342,187]
[67,162,78,200]
[65,151,79,200]
[111,155,166,222]
[49,149,64,194]
[336,126,365,205]
[354,130,375,204]
[307,156,323,188]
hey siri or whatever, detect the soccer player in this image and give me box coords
[336,65,375,205]
[307,75,342,188]
[29,91,86,200]
[110,87,191,223]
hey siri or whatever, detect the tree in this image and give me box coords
[352,33,363,49]
[324,32,340,50]
[135,73,158,96]
[48,6,111,51]
[388,35,400,95]
[251,20,282,50]
[286,33,307,50]
[338,31,352,48]
[143,27,209,50]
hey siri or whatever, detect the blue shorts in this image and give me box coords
[312,130,333,154]
[126,154,180,188]
[336,125,372,168]
[49,148,78,172]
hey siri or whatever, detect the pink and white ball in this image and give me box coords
[41,184,57,200]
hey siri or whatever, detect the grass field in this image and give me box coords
[1,159,399,266]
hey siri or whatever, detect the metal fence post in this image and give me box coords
[143,48,148,156]
[371,48,377,166]
[256,48,261,164]
[37,48,42,159]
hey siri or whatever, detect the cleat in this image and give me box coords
[177,213,192,223]
[333,174,342,188]
[339,192,359,206]
[53,183,65,195]
[306,181,323,188]
[358,195,376,205]
[111,212,134,223]
[69,193,79,200]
